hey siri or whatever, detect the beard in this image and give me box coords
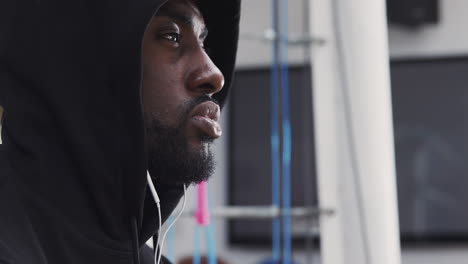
[145,97,216,186]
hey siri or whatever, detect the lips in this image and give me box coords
[189,101,222,139]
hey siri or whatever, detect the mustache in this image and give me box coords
[145,95,220,138]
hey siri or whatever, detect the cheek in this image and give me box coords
[141,61,186,126]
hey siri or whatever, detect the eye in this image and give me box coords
[160,32,180,43]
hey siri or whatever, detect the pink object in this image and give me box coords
[195,181,210,226]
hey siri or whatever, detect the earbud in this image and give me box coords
[147,171,161,204]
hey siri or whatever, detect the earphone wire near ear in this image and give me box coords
[146,171,187,264]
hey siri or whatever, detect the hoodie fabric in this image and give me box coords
[0,0,240,263]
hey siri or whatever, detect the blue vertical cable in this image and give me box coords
[206,227,216,264]
[270,0,281,263]
[279,0,292,263]
[206,181,217,264]
[166,216,175,263]
[193,227,201,264]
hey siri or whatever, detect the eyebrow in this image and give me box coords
[155,8,209,40]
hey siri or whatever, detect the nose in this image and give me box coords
[186,48,225,97]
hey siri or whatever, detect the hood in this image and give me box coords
[0,0,240,263]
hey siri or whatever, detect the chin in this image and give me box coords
[188,134,214,150]
[146,118,216,186]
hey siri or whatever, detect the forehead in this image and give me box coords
[157,0,204,23]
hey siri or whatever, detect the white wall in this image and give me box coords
[236,0,468,69]
[388,0,468,58]
[168,0,468,264]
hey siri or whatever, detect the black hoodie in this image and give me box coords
[0,0,240,263]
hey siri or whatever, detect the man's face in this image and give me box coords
[142,0,224,186]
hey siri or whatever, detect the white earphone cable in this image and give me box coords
[146,172,162,264]
[157,184,187,264]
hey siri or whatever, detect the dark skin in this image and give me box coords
[142,0,223,146]
[142,0,224,184]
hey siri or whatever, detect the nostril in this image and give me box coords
[198,83,217,95]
